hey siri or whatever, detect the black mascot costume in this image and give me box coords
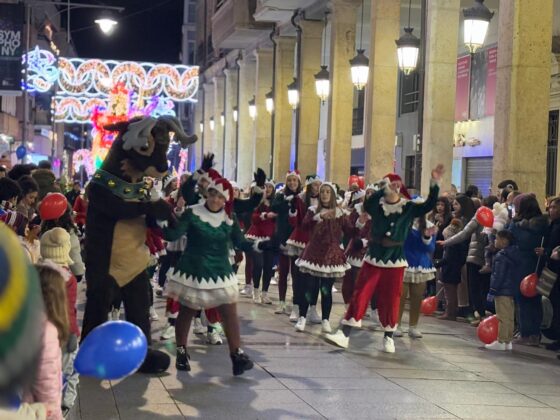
[81,115,196,373]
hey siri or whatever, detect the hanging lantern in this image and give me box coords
[463,0,494,54]
[265,90,274,114]
[232,106,238,123]
[248,96,257,120]
[349,49,369,90]
[287,78,299,110]
[199,121,204,133]
[209,116,215,131]
[396,28,420,75]
[314,65,330,102]
[220,112,225,126]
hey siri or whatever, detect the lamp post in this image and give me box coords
[396,1,420,76]
[220,112,225,127]
[248,96,257,120]
[199,121,204,133]
[463,0,494,54]
[314,65,330,102]
[209,116,215,131]
[265,90,274,114]
[232,106,238,123]
[287,78,299,110]
[349,0,369,90]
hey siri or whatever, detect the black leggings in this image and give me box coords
[467,262,490,317]
[252,250,274,292]
[299,275,335,320]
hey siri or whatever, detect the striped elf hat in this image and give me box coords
[0,223,43,393]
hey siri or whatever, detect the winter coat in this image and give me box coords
[443,216,487,267]
[270,191,297,246]
[508,215,550,278]
[31,169,61,200]
[489,245,524,296]
[23,318,63,420]
[72,195,88,226]
[544,218,560,275]
[246,202,276,240]
[64,268,80,337]
[435,241,468,284]
[69,230,84,277]
[404,227,436,283]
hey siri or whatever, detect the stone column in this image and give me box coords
[297,20,323,177]
[224,67,238,180]
[203,82,215,156]
[273,37,296,180]
[325,0,358,186]
[363,0,400,182]
[237,54,257,187]
[493,0,553,199]
[193,90,204,167]
[420,0,460,194]
[254,49,273,175]
[212,75,225,173]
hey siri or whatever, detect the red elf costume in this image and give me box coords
[326,166,442,354]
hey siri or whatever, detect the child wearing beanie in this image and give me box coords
[40,227,80,414]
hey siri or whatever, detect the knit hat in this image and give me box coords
[305,174,321,186]
[0,210,28,236]
[40,227,73,266]
[321,181,338,195]
[286,170,301,182]
[162,175,177,190]
[208,178,234,216]
[443,218,463,239]
[383,173,411,200]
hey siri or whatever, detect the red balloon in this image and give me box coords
[420,296,438,315]
[476,206,494,228]
[477,315,499,344]
[348,175,360,188]
[357,176,365,190]
[39,193,68,221]
[520,273,538,297]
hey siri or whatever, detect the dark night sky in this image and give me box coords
[70,0,183,63]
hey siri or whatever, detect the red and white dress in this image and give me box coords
[285,194,317,257]
[345,204,372,268]
[246,202,276,242]
[295,206,351,278]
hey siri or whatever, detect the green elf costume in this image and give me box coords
[326,167,443,353]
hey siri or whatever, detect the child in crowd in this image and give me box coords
[480,201,509,274]
[24,263,70,420]
[39,228,80,413]
[485,230,522,351]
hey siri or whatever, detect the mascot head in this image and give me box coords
[103,116,197,182]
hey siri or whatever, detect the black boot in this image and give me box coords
[230,349,253,376]
[175,345,191,371]
[138,349,171,374]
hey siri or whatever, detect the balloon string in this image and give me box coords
[535,236,545,273]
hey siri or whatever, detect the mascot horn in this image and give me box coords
[81,115,197,374]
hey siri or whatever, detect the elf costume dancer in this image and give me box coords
[163,177,263,375]
[325,164,444,353]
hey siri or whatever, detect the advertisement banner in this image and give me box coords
[455,55,471,122]
[485,46,498,117]
[0,3,25,93]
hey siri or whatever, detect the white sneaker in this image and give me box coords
[295,316,306,332]
[308,306,322,324]
[325,330,349,349]
[321,319,332,334]
[261,292,272,305]
[149,306,159,321]
[207,329,223,345]
[253,289,262,304]
[270,278,277,285]
[274,301,287,314]
[160,324,175,340]
[485,340,506,351]
[506,342,513,351]
[408,327,423,339]
[394,328,404,338]
[382,336,395,353]
[332,286,338,293]
[341,317,362,328]
[110,308,120,321]
[193,317,206,335]
[240,284,253,297]
[289,305,300,322]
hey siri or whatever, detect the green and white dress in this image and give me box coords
[163,203,256,309]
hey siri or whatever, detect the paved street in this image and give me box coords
[70,273,560,420]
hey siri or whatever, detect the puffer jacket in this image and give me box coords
[443,216,487,267]
[489,245,524,296]
[508,215,549,278]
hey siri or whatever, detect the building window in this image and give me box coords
[187,3,196,23]
[399,72,419,115]
[352,89,365,136]
[547,110,559,197]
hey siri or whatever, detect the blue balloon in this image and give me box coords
[15,146,26,159]
[74,321,147,380]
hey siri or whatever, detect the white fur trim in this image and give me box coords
[252,186,263,194]
[284,244,303,257]
[285,194,294,202]
[167,269,237,290]
[363,255,408,268]
[288,209,298,217]
[379,197,407,217]
[252,240,262,253]
[341,317,362,328]
[190,203,232,227]
[347,256,364,267]
[246,234,271,241]
[421,235,433,245]
[405,266,436,274]
[157,220,169,229]
[356,219,366,229]
[260,212,268,220]
[286,238,306,249]
[312,212,322,222]
[295,258,350,278]
[166,279,238,310]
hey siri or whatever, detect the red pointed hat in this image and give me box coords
[209,177,234,215]
[383,173,411,200]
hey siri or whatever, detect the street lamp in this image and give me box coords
[209,117,215,131]
[95,10,119,35]
[463,0,494,54]
[232,106,238,123]
[314,65,330,103]
[248,96,257,120]
[396,29,420,75]
[287,78,299,109]
[265,90,274,114]
[199,121,204,133]
[349,0,369,90]
[220,112,225,127]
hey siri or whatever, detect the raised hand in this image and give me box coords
[431,164,445,181]
[201,153,215,172]
[253,168,267,188]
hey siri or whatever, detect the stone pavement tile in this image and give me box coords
[77,378,116,412]
[248,345,344,360]
[278,377,401,390]
[499,383,560,396]
[439,404,560,420]
[177,401,324,419]
[258,358,371,378]
[449,361,560,375]
[79,409,120,420]
[478,371,560,385]
[527,395,560,409]
[170,387,302,406]
[413,390,546,407]
[118,403,184,420]
[111,376,175,406]
[304,401,456,419]
[345,350,462,372]
[373,368,483,381]
[292,389,426,405]
[391,378,515,394]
